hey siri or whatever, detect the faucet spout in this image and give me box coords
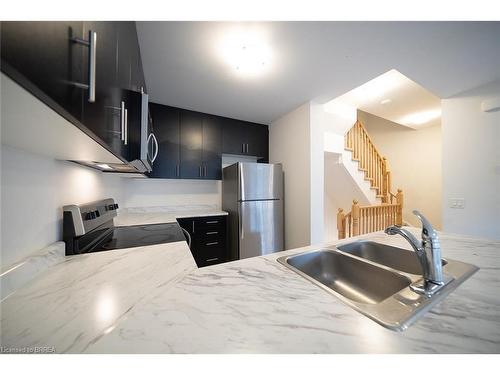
[385,211,445,296]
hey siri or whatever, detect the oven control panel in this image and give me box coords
[63,198,118,236]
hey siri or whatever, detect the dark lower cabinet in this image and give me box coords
[177,216,228,267]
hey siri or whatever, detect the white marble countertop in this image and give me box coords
[114,205,228,227]
[1,223,499,353]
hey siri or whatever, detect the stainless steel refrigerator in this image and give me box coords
[222,162,284,260]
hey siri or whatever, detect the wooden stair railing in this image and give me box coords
[337,190,404,239]
[345,120,392,203]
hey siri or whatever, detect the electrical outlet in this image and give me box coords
[450,198,465,209]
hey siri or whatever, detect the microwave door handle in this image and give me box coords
[151,133,159,162]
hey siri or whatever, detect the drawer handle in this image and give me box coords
[206,257,219,262]
[205,242,219,246]
[206,231,218,235]
[206,220,218,224]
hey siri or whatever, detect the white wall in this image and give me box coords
[0,145,124,268]
[359,110,443,229]
[123,178,221,208]
[269,103,312,249]
[442,79,500,239]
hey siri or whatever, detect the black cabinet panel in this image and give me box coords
[222,118,246,155]
[116,22,146,93]
[1,21,85,123]
[177,216,228,268]
[202,115,222,180]
[222,117,268,159]
[81,22,130,160]
[179,110,203,179]
[149,103,180,179]
[247,123,269,162]
[1,21,147,163]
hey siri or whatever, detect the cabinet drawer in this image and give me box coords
[195,216,226,231]
[196,247,227,267]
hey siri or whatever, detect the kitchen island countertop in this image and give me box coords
[1,216,499,353]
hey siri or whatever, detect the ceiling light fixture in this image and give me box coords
[96,163,113,170]
[218,30,272,77]
[399,109,441,126]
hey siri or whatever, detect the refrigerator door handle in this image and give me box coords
[239,217,244,239]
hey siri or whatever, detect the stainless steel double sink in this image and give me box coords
[277,241,478,331]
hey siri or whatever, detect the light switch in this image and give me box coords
[449,198,465,209]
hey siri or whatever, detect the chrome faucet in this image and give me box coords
[385,210,446,296]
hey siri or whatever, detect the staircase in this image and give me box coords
[337,120,404,239]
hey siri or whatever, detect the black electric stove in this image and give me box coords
[63,198,186,255]
[95,223,185,252]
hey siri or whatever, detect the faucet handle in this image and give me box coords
[412,210,438,240]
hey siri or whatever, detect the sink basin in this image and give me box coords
[286,250,411,304]
[277,243,478,331]
[336,241,447,275]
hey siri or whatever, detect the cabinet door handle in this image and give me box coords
[176,164,180,177]
[206,257,219,262]
[204,165,207,177]
[206,220,218,224]
[199,165,202,177]
[192,221,195,233]
[206,242,219,246]
[120,101,126,141]
[124,108,128,145]
[242,143,245,153]
[246,143,249,153]
[206,231,218,235]
[151,133,159,162]
[72,30,97,102]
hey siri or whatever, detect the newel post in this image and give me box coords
[352,200,360,236]
[382,157,389,203]
[337,208,346,239]
[396,189,404,226]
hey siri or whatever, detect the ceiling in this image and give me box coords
[136,21,500,124]
[325,69,442,129]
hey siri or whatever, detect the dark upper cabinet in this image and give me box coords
[1,21,146,163]
[202,115,222,180]
[179,110,203,179]
[247,123,269,162]
[0,21,85,123]
[222,118,268,160]
[81,22,130,160]
[149,104,180,179]
[116,22,146,92]
[150,105,223,180]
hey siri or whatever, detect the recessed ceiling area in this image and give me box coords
[136,21,500,124]
[324,69,442,129]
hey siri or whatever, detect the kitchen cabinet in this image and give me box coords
[150,105,222,180]
[0,21,85,124]
[81,21,129,160]
[222,118,268,160]
[201,115,223,180]
[179,110,204,179]
[177,216,228,267]
[1,21,147,163]
[149,104,180,179]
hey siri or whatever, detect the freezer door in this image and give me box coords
[239,200,284,259]
[238,163,283,201]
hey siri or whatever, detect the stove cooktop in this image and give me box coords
[92,222,186,252]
